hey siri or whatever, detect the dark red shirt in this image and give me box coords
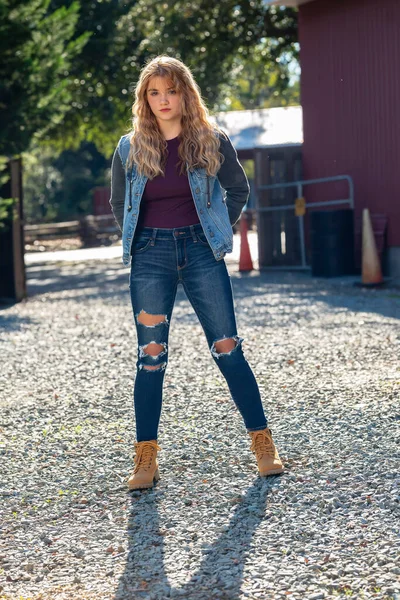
[136,135,200,229]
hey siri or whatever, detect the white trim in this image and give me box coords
[264,0,314,6]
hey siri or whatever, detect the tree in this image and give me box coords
[0,0,89,157]
[34,0,298,155]
[1,1,298,158]
[43,0,141,155]
[2,1,299,223]
[23,141,109,223]
[218,42,300,111]
[128,0,298,112]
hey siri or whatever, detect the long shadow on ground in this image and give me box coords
[114,477,279,600]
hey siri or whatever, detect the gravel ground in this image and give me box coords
[0,250,399,600]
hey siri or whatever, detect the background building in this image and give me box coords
[267,0,400,276]
[214,107,303,268]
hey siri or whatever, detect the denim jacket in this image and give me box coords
[110,130,249,266]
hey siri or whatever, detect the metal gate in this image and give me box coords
[255,174,354,270]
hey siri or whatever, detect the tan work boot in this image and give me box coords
[249,427,285,476]
[127,440,161,490]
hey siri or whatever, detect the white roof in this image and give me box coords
[210,106,303,150]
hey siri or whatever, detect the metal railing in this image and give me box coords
[256,175,354,268]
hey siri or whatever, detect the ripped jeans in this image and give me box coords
[129,222,267,442]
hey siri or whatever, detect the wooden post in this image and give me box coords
[0,158,26,303]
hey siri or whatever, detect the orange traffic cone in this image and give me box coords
[239,215,253,272]
[360,208,384,286]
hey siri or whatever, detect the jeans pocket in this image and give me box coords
[132,237,152,253]
[196,232,210,247]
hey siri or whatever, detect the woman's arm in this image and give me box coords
[109,148,126,232]
[217,133,250,226]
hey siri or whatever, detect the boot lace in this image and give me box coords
[133,440,161,473]
[250,429,275,457]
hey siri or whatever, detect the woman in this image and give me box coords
[110,55,284,490]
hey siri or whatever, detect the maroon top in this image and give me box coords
[136,135,200,229]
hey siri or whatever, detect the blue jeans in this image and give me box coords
[129,222,268,442]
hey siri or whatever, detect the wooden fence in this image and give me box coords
[24,215,120,247]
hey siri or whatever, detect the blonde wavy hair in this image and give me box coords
[127,55,227,178]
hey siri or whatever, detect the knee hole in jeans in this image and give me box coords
[214,338,237,353]
[210,335,243,359]
[139,340,168,358]
[136,309,169,328]
[139,362,167,372]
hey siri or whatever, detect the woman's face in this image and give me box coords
[146,76,182,125]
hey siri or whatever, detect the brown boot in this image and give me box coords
[127,440,161,490]
[249,427,285,476]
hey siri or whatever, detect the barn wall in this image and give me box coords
[299,0,400,265]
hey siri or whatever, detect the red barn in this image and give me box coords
[267,0,400,277]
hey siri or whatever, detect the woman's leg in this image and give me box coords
[182,241,267,432]
[129,231,178,442]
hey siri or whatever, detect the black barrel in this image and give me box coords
[310,209,355,277]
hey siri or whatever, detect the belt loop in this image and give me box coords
[150,228,158,246]
[190,225,197,243]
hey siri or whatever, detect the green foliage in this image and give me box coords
[42,0,141,156]
[0,196,15,232]
[32,0,298,156]
[22,147,62,223]
[0,156,16,232]
[23,141,110,223]
[219,43,300,111]
[1,1,299,155]
[1,0,298,223]
[129,0,298,112]
[0,156,10,189]
[0,0,90,156]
